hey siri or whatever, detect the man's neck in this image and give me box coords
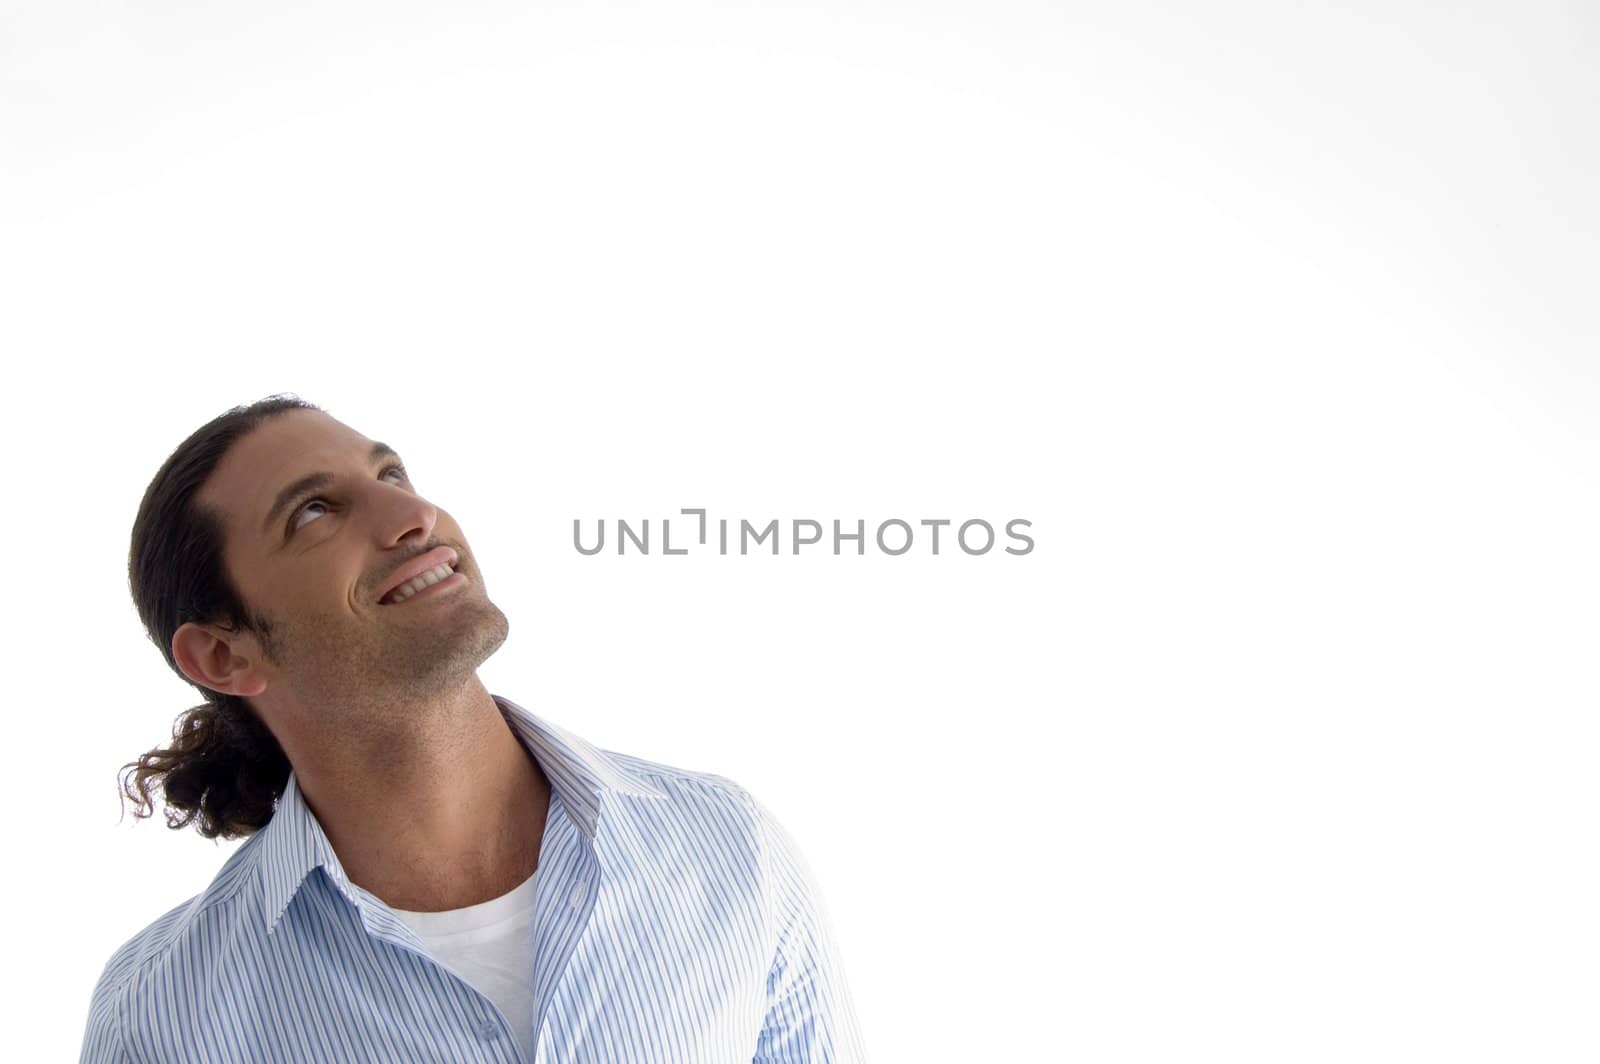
[285,682,553,913]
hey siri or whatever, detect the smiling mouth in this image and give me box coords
[380,562,462,605]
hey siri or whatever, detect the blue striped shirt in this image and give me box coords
[80,695,867,1062]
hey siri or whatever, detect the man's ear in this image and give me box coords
[172,621,269,698]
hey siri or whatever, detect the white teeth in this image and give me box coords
[385,563,455,604]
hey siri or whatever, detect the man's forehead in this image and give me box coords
[205,412,373,531]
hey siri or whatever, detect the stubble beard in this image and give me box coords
[258,591,511,743]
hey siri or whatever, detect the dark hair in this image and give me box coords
[120,394,321,840]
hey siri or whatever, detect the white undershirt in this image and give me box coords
[390,867,540,1057]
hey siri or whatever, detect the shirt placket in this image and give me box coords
[529,808,604,1063]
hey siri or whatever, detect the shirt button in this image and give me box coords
[569,885,584,909]
[479,1019,500,1040]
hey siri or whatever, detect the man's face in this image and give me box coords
[190,408,508,725]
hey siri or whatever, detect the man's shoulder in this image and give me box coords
[603,747,763,814]
[597,747,792,854]
[602,748,830,896]
[86,832,267,1005]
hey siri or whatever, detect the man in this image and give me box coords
[83,395,866,1063]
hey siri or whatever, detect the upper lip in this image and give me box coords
[377,546,459,604]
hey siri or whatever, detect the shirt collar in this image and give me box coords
[258,692,669,935]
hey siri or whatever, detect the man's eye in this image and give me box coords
[288,465,409,536]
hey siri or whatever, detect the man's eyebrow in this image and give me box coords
[261,441,401,535]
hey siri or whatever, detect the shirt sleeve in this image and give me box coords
[750,796,869,1063]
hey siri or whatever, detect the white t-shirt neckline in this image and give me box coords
[389,864,540,939]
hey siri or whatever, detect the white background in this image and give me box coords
[4,2,1597,1060]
